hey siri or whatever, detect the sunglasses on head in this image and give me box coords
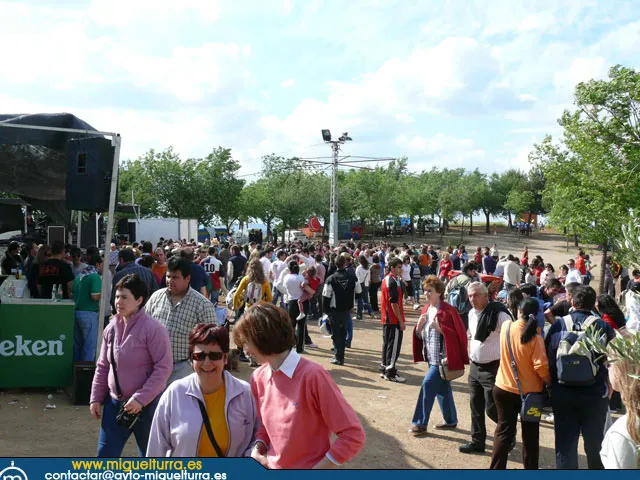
[191,351,224,362]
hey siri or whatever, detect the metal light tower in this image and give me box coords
[322,129,352,247]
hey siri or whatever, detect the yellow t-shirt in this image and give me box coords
[196,385,230,457]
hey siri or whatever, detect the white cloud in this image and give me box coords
[283,0,292,16]
[553,57,608,94]
[260,90,271,101]
[395,133,486,171]
[281,79,295,88]
[86,0,222,26]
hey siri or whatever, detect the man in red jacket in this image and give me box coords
[380,257,406,383]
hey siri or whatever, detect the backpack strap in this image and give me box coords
[562,314,574,332]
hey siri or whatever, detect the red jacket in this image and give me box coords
[412,301,469,371]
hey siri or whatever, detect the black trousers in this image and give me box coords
[369,283,380,311]
[490,386,540,470]
[381,324,403,377]
[287,300,306,353]
[330,311,350,361]
[468,360,499,447]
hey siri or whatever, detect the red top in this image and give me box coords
[380,273,404,325]
[412,302,469,371]
[602,313,620,330]
[533,266,544,285]
[439,259,452,278]
[575,256,587,275]
[474,252,482,264]
[307,276,321,291]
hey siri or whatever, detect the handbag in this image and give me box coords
[438,335,464,381]
[505,322,546,423]
[110,331,141,430]
[197,399,226,457]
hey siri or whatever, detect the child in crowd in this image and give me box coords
[296,266,320,320]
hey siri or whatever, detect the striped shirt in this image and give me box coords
[145,287,217,362]
[468,307,510,364]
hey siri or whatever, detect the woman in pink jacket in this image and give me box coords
[90,274,173,457]
[234,303,366,469]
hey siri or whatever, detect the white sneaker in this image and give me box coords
[413,304,421,311]
[542,413,554,424]
[384,373,406,383]
[296,312,306,320]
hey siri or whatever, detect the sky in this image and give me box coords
[2,0,640,181]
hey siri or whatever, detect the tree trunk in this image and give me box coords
[598,241,608,295]
[410,216,415,240]
[526,213,532,237]
[507,211,512,228]
[574,232,579,247]
[460,216,465,242]
[469,213,474,236]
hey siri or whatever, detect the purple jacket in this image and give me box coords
[90,309,173,406]
[146,371,259,457]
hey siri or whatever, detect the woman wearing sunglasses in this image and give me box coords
[233,302,365,469]
[90,274,173,457]
[146,324,258,457]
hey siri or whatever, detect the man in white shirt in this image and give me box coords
[565,258,583,285]
[502,255,521,289]
[490,243,499,259]
[270,250,288,308]
[459,282,512,454]
[259,248,272,283]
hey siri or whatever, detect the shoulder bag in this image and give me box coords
[110,330,142,429]
[505,322,545,422]
[197,399,226,457]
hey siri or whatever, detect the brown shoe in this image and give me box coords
[408,425,428,436]
[434,423,457,430]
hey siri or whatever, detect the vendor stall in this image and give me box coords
[0,276,75,388]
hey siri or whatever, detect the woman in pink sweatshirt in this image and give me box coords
[90,274,173,457]
[234,303,366,469]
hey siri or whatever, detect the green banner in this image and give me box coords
[0,303,74,388]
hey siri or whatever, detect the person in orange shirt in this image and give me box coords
[521,246,529,267]
[575,249,587,277]
[490,298,551,470]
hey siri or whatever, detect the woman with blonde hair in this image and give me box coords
[232,258,273,311]
[600,331,640,469]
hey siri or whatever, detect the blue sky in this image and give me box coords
[2,0,639,180]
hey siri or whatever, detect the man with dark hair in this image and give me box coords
[379,257,406,383]
[201,246,225,304]
[145,256,217,382]
[70,247,88,276]
[544,282,581,323]
[1,241,21,275]
[38,240,75,299]
[135,241,154,264]
[176,247,209,297]
[323,255,361,365]
[544,285,615,469]
[444,262,480,330]
[481,248,496,275]
[111,248,158,311]
[73,254,103,361]
[227,245,247,287]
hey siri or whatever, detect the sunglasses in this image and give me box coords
[191,351,224,362]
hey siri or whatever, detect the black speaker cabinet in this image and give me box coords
[47,225,66,245]
[65,137,116,212]
[71,361,96,405]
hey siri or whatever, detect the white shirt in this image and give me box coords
[503,261,521,286]
[270,259,287,283]
[539,270,554,286]
[260,257,272,282]
[401,263,411,281]
[525,272,537,285]
[355,265,371,287]
[625,290,640,332]
[490,247,499,257]
[283,273,304,300]
[565,268,583,284]
[468,307,510,363]
[600,414,640,469]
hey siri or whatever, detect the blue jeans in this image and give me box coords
[412,279,422,303]
[272,286,286,308]
[209,288,220,304]
[552,388,608,469]
[411,365,458,427]
[356,285,373,319]
[346,313,353,347]
[74,310,98,362]
[97,395,159,457]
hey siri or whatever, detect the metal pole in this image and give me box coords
[96,135,121,360]
[329,142,340,247]
[77,211,82,248]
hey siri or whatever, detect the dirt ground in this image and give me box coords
[0,232,614,468]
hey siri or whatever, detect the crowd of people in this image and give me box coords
[1,235,639,469]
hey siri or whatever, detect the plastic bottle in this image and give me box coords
[51,284,58,301]
[16,268,22,280]
[56,284,63,302]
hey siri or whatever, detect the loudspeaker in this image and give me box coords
[117,218,130,235]
[71,362,96,405]
[65,137,116,212]
[48,225,66,245]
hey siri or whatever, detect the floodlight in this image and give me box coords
[322,129,332,142]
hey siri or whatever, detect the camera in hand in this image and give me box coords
[116,404,141,429]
